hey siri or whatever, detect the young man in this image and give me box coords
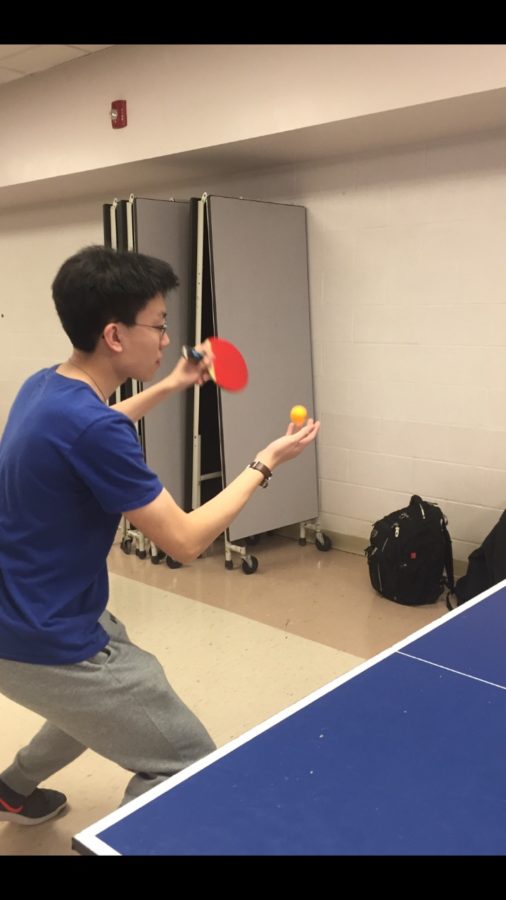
[0,245,320,825]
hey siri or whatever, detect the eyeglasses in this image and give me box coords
[132,322,168,339]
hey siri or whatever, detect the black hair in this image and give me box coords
[52,245,179,352]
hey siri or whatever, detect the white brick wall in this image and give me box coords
[0,200,103,427]
[1,130,506,561]
[289,133,506,560]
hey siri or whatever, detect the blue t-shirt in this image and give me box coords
[0,367,163,664]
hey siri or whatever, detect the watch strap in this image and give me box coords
[248,460,272,488]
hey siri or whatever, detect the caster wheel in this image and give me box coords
[298,537,307,546]
[315,533,331,552]
[135,549,147,559]
[166,556,182,569]
[120,538,132,555]
[225,559,234,570]
[150,555,160,565]
[242,556,258,575]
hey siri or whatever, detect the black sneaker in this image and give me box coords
[0,779,67,826]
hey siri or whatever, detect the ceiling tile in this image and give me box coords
[0,68,23,85]
[2,45,88,75]
[0,45,34,61]
[69,45,112,52]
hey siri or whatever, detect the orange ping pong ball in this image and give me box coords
[290,405,307,426]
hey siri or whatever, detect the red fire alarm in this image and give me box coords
[111,99,127,129]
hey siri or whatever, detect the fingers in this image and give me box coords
[195,337,215,367]
[281,419,320,453]
[181,340,216,375]
[176,349,212,390]
[287,418,312,437]
[299,420,320,443]
[262,419,320,469]
[290,419,320,446]
[289,417,317,437]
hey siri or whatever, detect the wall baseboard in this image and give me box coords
[274,525,468,577]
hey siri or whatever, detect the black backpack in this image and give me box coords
[365,494,454,606]
[447,509,506,610]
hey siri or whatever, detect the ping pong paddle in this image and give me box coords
[182,337,248,392]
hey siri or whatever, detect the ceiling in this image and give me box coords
[0,45,113,87]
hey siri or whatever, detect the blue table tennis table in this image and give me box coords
[73,579,506,856]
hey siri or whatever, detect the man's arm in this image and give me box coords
[112,375,180,423]
[124,419,320,563]
[113,341,213,422]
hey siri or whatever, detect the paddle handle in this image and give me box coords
[182,345,204,363]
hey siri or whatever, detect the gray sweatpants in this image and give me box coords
[0,611,216,804]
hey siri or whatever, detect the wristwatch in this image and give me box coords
[248,460,272,488]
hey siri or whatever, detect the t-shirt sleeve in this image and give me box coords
[69,411,164,515]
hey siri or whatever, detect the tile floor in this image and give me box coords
[0,533,450,855]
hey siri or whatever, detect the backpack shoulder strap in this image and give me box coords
[443,523,454,591]
[442,518,455,611]
[446,590,458,612]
